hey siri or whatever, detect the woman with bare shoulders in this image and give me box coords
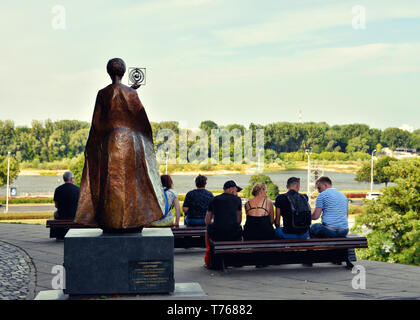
[243,183,275,240]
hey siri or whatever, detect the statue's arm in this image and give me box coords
[84,92,101,152]
[91,92,102,131]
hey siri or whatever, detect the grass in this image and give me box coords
[0,219,48,225]
[0,197,54,204]
[0,212,53,220]
[0,211,53,225]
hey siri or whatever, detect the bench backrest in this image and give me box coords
[211,237,368,253]
[46,218,86,227]
[171,226,206,236]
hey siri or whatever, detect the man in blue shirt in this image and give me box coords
[310,176,349,238]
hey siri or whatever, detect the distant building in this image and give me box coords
[383,147,418,159]
[399,124,414,133]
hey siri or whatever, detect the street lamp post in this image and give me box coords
[370,150,376,192]
[165,150,169,175]
[305,148,312,196]
[6,152,10,213]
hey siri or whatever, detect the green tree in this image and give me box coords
[243,174,279,200]
[381,128,411,150]
[264,149,277,163]
[68,128,89,157]
[0,155,20,187]
[355,156,397,187]
[199,120,218,137]
[346,136,369,153]
[69,153,85,186]
[352,158,420,266]
[410,129,420,150]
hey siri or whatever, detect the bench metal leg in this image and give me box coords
[221,259,226,272]
[345,258,354,270]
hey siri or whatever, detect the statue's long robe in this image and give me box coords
[74,83,165,229]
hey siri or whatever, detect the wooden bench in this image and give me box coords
[209,236,368,271]
[171,226,206,248]
[46,219,206,248]
[46,218,91,240]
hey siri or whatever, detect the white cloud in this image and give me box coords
[212,2,420,48]
[117,0,215,17]
[399,124,414,133]
[148,42,420,92]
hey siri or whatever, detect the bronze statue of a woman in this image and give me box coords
[74,58,165,232]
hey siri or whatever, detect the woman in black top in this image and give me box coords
[243,183,275,240]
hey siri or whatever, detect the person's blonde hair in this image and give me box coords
[251,183,266,197]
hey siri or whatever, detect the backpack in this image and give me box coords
[286,192,312,230]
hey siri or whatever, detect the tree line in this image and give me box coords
[0,119,419,163]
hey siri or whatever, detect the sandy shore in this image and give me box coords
[168,170,243,176]
[18,162,360,177]
[19,169,66,176]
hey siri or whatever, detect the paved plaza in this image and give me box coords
[0,223,419,300]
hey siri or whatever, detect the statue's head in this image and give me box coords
[107,58,126,80]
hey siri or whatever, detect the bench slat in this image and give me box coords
[213,241,367,251]
[216,244,368,254]
[212,237,367,246]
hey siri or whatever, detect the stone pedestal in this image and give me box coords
[64,228,174,295]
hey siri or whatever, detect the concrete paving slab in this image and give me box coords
[1,223,419,300]
[35,282,206,300]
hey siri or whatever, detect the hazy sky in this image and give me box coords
[1,0,419,130]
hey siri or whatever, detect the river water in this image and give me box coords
[1,170,383,197]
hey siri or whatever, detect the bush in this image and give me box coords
[352,158,420,266]
[242,174,279,200]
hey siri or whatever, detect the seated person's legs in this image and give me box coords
[310,223,349,238]
[150,212,174,227]
[185,216,206,226]
[206,223,216,241]
[310,223,332,237]
[275,227,309,240]
[335,228,349,237]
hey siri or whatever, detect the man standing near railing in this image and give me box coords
[53,171,80,220]
[310,176,349,238]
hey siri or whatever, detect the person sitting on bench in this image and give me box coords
[310,176,349,238]
[274,177,311,239]
[205,180,243,242]
[243,183,275,240]
[53,171,80,220]
[182,174,214,226]
[150,175,181,227]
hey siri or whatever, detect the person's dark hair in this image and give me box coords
[106,58,126,78]
[286,177,300,188]
[195,174,207,188]
[161,175,173,190]
[316,176,332,186]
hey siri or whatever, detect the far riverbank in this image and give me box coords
[5,168,383,197]
[18,160,363,177]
